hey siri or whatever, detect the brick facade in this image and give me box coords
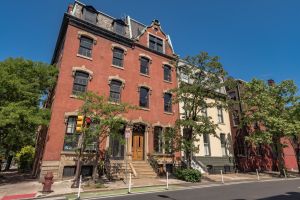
[39,1,179,179]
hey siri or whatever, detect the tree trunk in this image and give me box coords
[92,139,100,181]
[185,128,193,169]
[274,138,286,176]
[72,133,84,188]
[5,155,13,171]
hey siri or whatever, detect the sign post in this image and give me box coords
[125,128,131,184]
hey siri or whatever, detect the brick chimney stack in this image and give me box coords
[267,79,275,86]
[67,4,73,14]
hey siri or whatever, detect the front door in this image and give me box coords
[132,133,144,160]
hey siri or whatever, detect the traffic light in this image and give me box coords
[76,115,84,133]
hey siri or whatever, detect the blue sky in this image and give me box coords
[1,0,300,88]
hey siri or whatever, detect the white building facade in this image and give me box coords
[177,60,234,174]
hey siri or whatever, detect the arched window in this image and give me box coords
[109,80,122,103]
[78,36,93,58]
[72,71,89,95]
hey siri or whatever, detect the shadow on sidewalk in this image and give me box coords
[0,169,36,186]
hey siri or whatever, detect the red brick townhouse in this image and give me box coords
[34,1,179,180]
[227,79,298,172]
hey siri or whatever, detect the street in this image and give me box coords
[97,179,300,200]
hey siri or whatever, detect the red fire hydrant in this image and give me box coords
[42,172,54,193]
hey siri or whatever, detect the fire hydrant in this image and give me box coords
[42,172,54,193]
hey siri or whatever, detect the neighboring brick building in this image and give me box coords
[228,79,298,172]
[36,1,179,179]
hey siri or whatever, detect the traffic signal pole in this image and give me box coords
[72,115,85,188]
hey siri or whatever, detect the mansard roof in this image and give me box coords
[72,1,174,51]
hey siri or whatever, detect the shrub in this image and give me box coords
[174,168,201,182]
[15,146,35,172]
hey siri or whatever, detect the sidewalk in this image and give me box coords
[0,172,291,200]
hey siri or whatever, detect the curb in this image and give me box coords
[33,177,300,200]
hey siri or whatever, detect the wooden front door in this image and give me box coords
[132,133,144,160]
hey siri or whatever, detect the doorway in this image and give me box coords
[132,132,144,160]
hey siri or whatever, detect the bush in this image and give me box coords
[174,168,201,182]
[15,146,35,172]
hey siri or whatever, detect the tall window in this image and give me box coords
[164,127,173,154]
[63,116,79,151]
[78,36,93,58]
[164,93,172,113]
[232,110,239,126]
[201,107,208,117]
[203,134,211,156]
[140,57,150,75]
[109,126,125,160]
[109,80,122,103]
[112,48,124,67]
[153,127,163,153]
[217,107,224,123]
[72,71,89,95]
[229,91,237,100]
[256,144,264,156]
[83,8,97,24]
[163,65,172,82]
[149,35,163,53]
[139,87,149,108]
[237,136,246,156]
[220,133,227,156]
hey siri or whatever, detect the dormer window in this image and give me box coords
[113,19,126,36]
[149,35,163,53]
[114,23,124,35]
[83,6,97,24]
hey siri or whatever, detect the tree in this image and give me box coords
[72,92,135,187]
[240,79,300,175]
[173,52,232,168]
[0,58,57,170]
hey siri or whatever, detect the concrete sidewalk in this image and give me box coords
[0,172,285,200]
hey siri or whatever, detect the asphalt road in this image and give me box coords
[96,179,300,200]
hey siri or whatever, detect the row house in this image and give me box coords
[228,79,298,172]
[177,60,234,174]
[36,1,180,180]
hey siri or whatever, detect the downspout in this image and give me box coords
[127,16,133,39]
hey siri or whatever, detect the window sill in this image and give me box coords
[163,80,172,84]
[77,54,93,60]
[61,151,76,155]
[111,65,124,70]
[140,73,150,78]
[70,94,79,99]
[108,101,120,105]
[218,122,226,125]
[164,111,173,115]
[139,107,150,111]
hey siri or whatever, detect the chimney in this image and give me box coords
[267,79,275,86]
[67,4,73,14]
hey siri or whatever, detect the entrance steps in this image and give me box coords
[131,161,157,178]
